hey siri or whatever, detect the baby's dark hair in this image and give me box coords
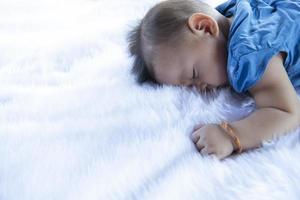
[126,0,211,86]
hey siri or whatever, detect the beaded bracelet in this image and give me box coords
[219,122,243,154]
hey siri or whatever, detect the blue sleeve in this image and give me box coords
[230,47,284,93]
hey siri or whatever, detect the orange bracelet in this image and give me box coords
[219,122,243,154]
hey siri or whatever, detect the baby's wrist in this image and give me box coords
[219,122,243,154]
[228,123,263,151]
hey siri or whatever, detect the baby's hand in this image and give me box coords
[191,124,234,160]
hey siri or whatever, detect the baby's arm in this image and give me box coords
[229,52,300,151]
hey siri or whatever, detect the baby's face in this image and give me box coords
[152,34,229,92]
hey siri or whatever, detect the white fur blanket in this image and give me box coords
[1,0,300,199]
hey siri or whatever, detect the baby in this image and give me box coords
[126,0,300,159]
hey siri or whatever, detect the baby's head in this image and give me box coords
[127,0,232,91]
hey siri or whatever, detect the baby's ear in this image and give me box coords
[187,13,219,37]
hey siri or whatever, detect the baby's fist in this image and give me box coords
[191,124,234,160]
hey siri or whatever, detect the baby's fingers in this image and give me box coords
[196,138,205,151]
[200,147,208,155]
[200,147,214,156]
[192,124,204,132]
[191,131,200,143]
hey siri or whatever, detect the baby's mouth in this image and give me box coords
[202,84,216,91]
[196,83,223,94]
[206,84,216,90]
[197,87,212,94]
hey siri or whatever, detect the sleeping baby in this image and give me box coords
[126,0,300,159]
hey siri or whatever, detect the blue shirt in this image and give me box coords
[215,0,300,93]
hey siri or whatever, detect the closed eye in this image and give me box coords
[192,68,196,79]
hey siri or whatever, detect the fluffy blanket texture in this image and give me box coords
[1,0,300,199]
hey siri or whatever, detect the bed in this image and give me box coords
[1,0,300,199]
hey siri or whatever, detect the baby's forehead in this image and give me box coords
[152,57,186,86]
[151,44,183,62]
[147,42,191,83]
